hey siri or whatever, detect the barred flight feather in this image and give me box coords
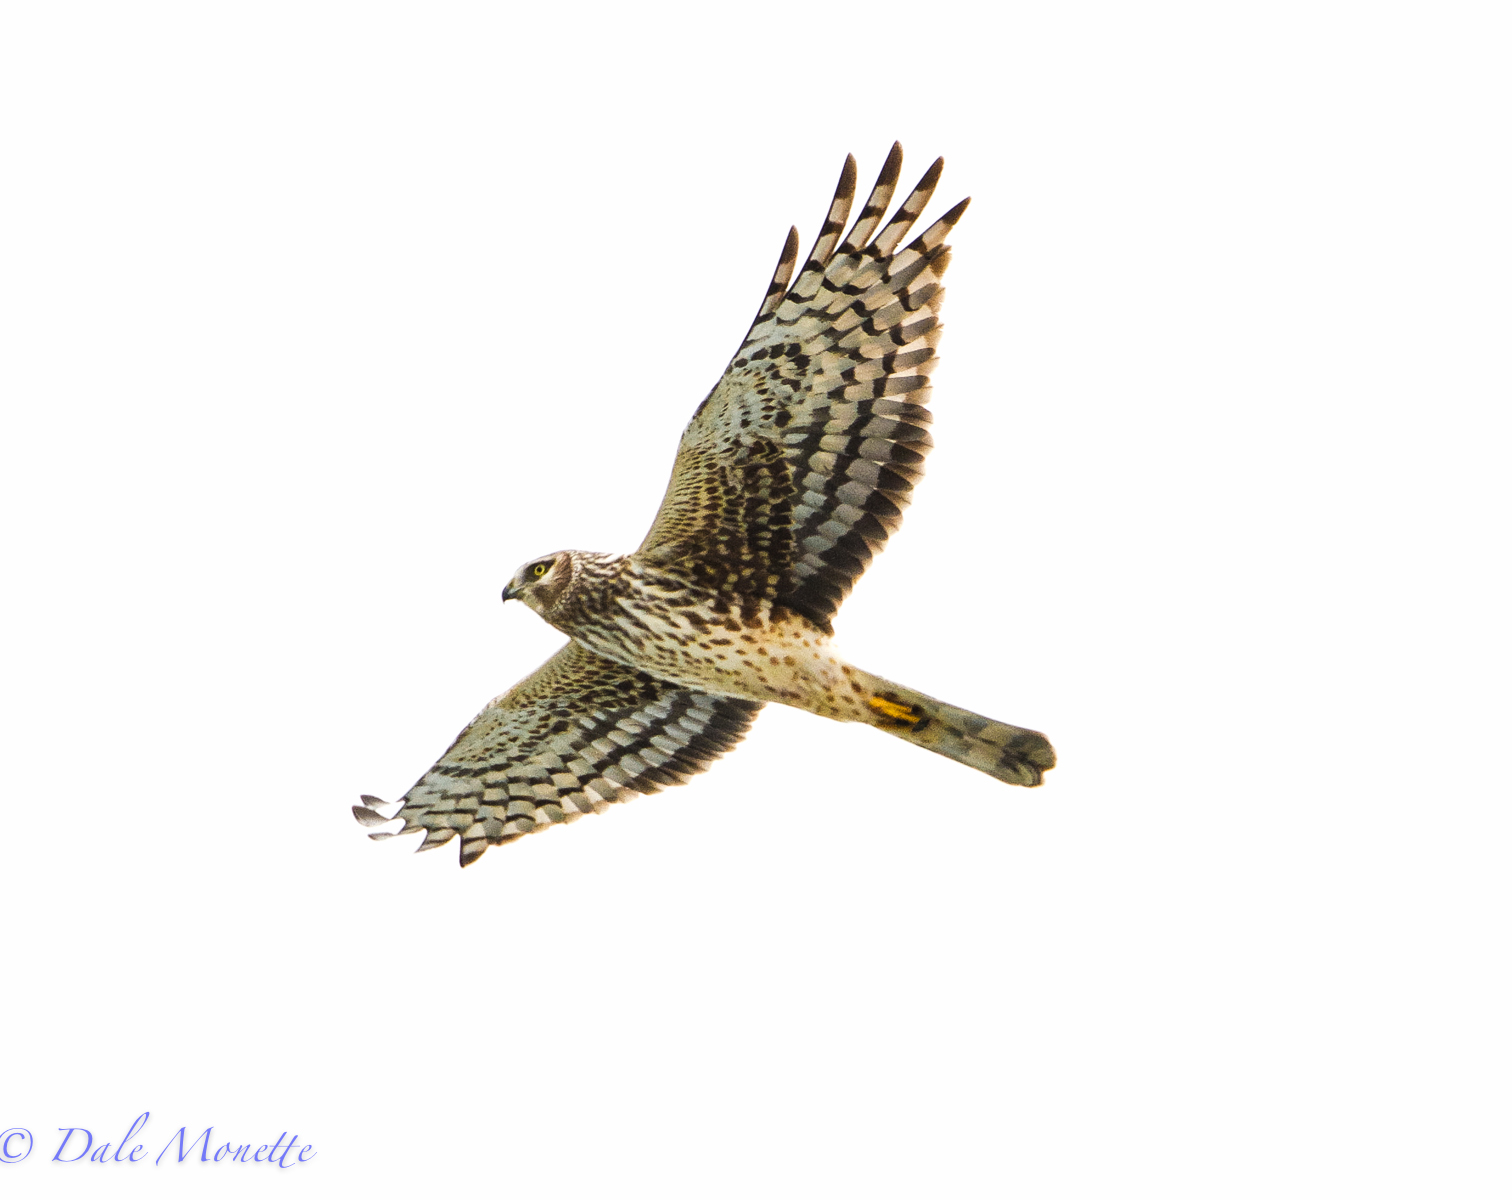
[639,142,967,629]
[356,642,761,867]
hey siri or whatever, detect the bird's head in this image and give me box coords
[500,551,577,618]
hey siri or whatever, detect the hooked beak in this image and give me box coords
[500,583,517,603]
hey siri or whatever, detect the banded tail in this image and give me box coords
[847,668,1055,786]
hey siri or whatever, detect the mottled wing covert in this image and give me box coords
[639,144,966,629]
[355,641,762,867]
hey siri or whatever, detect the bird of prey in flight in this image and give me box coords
[356,144,1055,867]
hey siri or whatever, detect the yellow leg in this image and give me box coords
[868,695,920,724]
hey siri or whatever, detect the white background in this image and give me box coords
[1,2,1506,1197]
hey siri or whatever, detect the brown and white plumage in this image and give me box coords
[639,143,960,627]
[356,641,759,869]
[359,146,1055,867]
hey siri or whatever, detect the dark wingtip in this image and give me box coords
[838,152,858,198]
[415,827,455,853]
[459,843,486,868]
[941,196,971,226]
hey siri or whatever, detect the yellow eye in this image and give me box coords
[532,563,549,577]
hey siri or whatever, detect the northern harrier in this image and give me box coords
[356,145,1055,866]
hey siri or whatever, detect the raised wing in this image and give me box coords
[638,144,967,630]
[355,640,762,867]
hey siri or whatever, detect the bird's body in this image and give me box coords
[520,552,853,716]
[511,550,1052,780]
[357,145,1056,866]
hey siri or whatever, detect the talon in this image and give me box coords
[868,695,920,724]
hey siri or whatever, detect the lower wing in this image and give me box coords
[355,640,762,867]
